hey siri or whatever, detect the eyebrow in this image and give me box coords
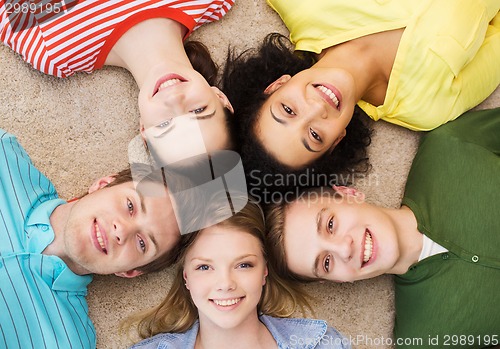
[135,189,160,254]
[312,207,328,277]
[270,106,320,153]
[270,106,286,124]
[302,138,320,153]
[190,253,257,263]
[154,109,216,139]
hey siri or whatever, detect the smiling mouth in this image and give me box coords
[94,221,107,254]
[152,74,187,97]
[314,84,340,109]
[362,229,373,266]
[212,297,243,307]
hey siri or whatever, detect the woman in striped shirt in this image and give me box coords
[1,0,235,164]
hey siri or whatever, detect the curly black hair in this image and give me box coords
[222,33,372,203]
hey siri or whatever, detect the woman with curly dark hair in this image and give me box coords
[222,0,500,200]
[223,33,372,199]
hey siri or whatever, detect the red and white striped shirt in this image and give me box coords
[1,0,234,77]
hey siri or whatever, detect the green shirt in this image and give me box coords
[396,108,500,348]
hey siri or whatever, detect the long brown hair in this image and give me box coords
[122,193,312,339]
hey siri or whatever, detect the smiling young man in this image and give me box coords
[265,107,500,347]
[0,129,182,349]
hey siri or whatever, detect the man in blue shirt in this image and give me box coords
[0,129,181,349]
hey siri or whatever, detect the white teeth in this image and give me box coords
[363,231,373,263]
[95,223,106,251]
[158,78,181,90]
[213,298,241,306]
[316,85,339,108]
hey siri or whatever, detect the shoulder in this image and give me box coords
[0,129,18,145]
[0,129,34,171]
[130,322,199,349]
[261,315,350,348]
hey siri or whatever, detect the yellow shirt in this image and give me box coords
[268,0,500,131]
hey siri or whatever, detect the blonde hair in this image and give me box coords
[121,193,312,339]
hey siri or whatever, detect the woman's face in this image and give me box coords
[183,226,268,331]
[256,68,357,169]
[138,63,233,165]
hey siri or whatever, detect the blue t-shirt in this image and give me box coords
[0,130,96,349]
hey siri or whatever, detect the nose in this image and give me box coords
[112,220,136,246]
[305,97,328,120]
[158,89,186,111]
[331,234,353,262]
[216,270,237,291]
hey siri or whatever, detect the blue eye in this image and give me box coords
[127,199,134,214]
[191,107,206,114]
[156,118,173,128]
[238,262,253,269]
[196,265,210,271]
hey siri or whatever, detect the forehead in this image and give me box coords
[188,227,262,258]
[283,193,345,241]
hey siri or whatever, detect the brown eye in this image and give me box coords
[282,104,295,115]
[138,236,146,253]
[324,255,331,272]
[328,217,334,233]
[310,128,322,142]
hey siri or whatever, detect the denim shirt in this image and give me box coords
[130,315,350,349]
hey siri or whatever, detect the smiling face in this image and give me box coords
[138,64,232,164]
[256,68,357,169]
[283,187,401,282]
[61,179,180,276]
[183,226,267,331]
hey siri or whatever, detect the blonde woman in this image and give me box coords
[123,195,349,349]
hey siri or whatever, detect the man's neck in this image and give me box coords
[387,205,423,274]
[46,201,89,275]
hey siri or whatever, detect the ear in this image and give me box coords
[326,129,347,155]
[115,269,143,278]
[211,86,234,114]
[332,185,366,202]
[183,270,190,290]
[139,118,147,141]
[262,266,268,286]
[88,175,117,194]
[264,75,292,94]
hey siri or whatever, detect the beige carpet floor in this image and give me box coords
[1,1,499,348]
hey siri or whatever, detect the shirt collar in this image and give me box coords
[26,198,66,227]
[260,314,328,349]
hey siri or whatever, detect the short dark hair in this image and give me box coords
[222,33,371,201]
